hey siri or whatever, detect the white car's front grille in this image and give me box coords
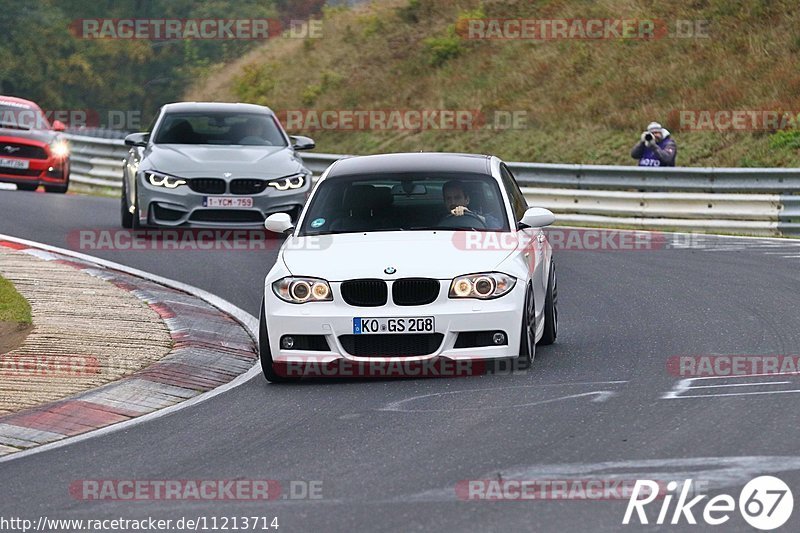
[392,278,440,306]
[340,279,388,307]
[338,333,444,357]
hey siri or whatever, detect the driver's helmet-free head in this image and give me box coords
[442,180,470,211]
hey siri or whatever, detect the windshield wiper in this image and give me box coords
[302,228,409,236]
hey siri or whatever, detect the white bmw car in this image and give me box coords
[259,152,558,381]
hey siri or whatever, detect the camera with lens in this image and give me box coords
[644,133,654,142]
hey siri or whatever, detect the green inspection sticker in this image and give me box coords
[311,218,326,228]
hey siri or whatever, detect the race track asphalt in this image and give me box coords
[2,189,800,532]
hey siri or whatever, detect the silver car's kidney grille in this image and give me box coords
[188,178,226,194]
[230,179,268,195]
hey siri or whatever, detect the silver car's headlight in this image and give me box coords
[273,277,333,303]
[268,174,305,191]
[145,170,187,189]
[449,272,516,300]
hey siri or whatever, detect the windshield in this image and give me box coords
[153,112,287,146]
[0,103,49,130]
[299,172,510,235]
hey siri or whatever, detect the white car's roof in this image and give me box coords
[326,152,494,178]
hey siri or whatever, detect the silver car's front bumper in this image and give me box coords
[138,179,309,228]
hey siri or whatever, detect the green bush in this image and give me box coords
[423,29,462,67]
[233,63,276,105]
[769,128,800,150]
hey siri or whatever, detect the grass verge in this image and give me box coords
[68,182,120,199]
[0,274,31,324]
[187,0,800,167]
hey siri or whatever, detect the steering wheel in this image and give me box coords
[438,211,487,230]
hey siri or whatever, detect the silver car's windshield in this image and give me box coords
[299,173,510,235]
[153,112,287,146]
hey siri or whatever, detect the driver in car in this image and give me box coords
[442,180,502,229]
[237,118,266,144]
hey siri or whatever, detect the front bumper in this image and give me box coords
[0,157,69,187]
[263,280,526,366]
[138,178,308,228]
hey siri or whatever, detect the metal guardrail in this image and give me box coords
[65,127,130,140]
[295,152,797,236]
[67,134,129,188]
[63,136,798,236]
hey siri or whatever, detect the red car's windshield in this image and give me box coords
[0,102,50,131]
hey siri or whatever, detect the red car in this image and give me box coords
[0,95,70,193]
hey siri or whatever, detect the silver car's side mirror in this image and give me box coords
[290,135,315,151]
[265,212,295,234]
[519,207,555,229]
[124,132,149,147]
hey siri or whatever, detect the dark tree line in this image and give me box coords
[0,0,323,128]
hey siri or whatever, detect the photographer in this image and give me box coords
[631,121,677,167]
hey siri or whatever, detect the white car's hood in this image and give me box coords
[281,231,516,281]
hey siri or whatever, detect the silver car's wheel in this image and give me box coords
[121,181,134,228]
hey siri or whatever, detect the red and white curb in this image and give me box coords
[0,235,261,459]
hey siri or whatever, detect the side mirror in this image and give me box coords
[52,120,66,132]
[519,207,555,229]
[124,132,149,147]
[265,212,295,234]
[290,135,315,151]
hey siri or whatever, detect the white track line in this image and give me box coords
[0,233,262,464]
[675,390,800,399]
[688,381,791,389]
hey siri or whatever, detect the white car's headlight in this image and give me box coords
[145,171,187,189]
[273,277,333,303]
[268,174,305,191]
[449,272,516,300]
[50,140,69,158]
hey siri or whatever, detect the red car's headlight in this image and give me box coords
[50,140,69,158]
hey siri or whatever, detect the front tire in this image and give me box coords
[538,261,558,345]
[121,180,142,228]
[516,284,536,369]
[121,180,134,228]
[44,182,68,194]
[16,183,38,192]
[259,298,298,383]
